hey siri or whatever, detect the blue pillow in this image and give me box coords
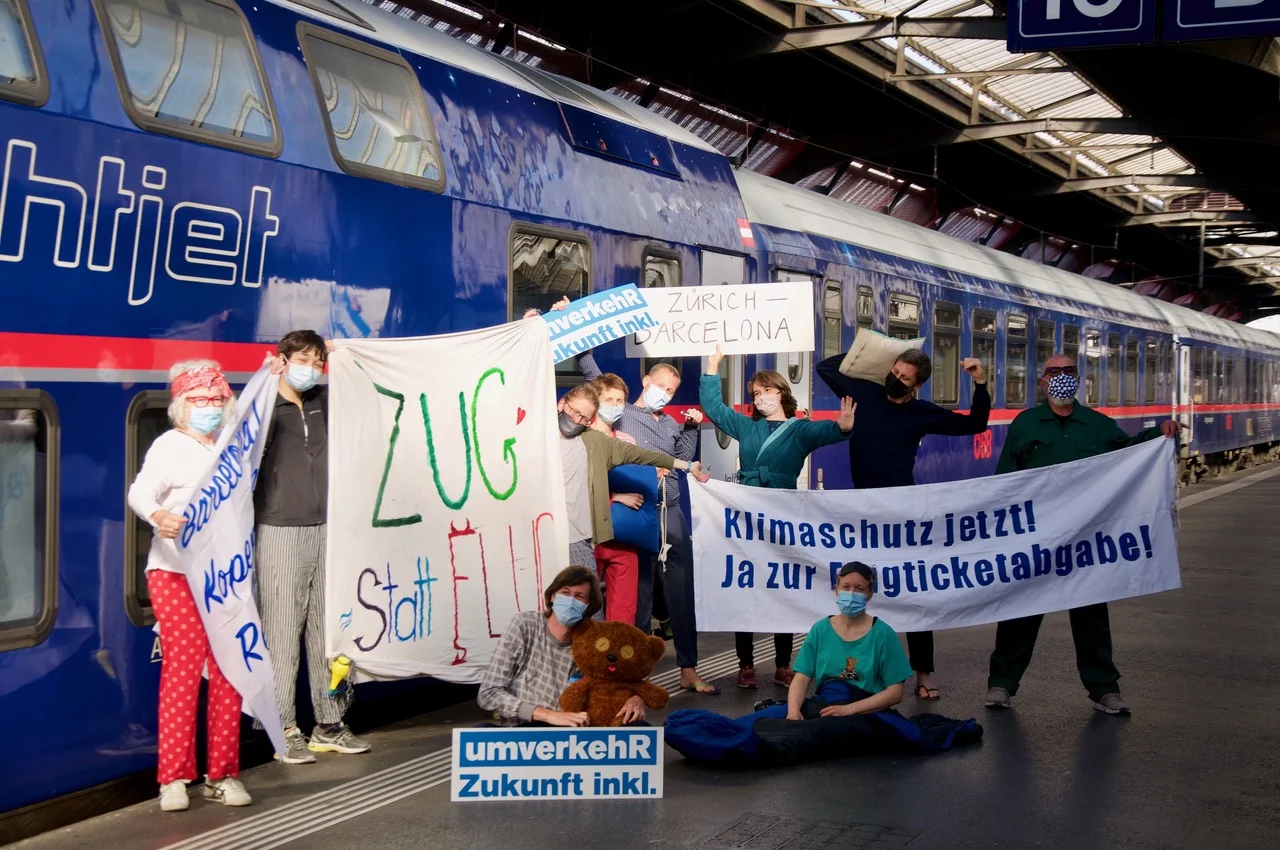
[607,464,660,552]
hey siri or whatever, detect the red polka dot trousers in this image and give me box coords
[148,569,242,785]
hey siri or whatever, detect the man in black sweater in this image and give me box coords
[817,348,990,700]
[256,330,370,764]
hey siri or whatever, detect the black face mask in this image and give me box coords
[884,372,912,400]
[558,411,587,438]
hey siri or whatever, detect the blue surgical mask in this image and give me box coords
[598,403,624,425]
[189,407,224,435]
[286,364,319,392]
[836,591,868,618]
[643,384,671,413]
[552,594,588,627]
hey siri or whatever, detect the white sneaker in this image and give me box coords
[159,781,189,812]
[203,776,252,807]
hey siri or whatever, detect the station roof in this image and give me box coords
[363,0,1280,322]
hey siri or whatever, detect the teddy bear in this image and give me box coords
[559,619,670,727]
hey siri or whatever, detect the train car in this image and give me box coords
[0,0,746,835]
[725,169,1280,490]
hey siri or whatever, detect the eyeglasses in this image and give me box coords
[187,396,227,408]
[564,406,594,425]
[1043,367,1079,378]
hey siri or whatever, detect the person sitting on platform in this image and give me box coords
[785,562,913,721]
[477,566,648,727]
[698,345,857,690]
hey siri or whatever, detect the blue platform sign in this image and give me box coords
[1008,0,1157,51]
[1164,0,1280,42]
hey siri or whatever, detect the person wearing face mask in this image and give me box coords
[985,354,1183,717]
[127,360,253,811]
[557,384,710,622]
[817,346,989,702]
[699,346,857,689]
[785,562,913,721]
[478,566,651,727]
[587,373,651,625]
[254,330,370,765]
[574,350,714,696]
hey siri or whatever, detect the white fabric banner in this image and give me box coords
[690,439,1179,634]
[624,281,815,358]
[176,366,286,757]
[325,321,568,682]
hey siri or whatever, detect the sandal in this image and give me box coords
[915,683,941,700]
[682,680,721,695]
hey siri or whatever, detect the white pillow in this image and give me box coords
[838,329,927,382]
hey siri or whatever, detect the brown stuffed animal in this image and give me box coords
[559,619,670,727]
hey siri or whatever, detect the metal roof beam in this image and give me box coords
[892,65,1070,81]
[1033,174,1213,194]
[1214,255,1280,268]
[1027,89,1096,117]
[1203,234,1280,248]
[949,118,1147,142]
[1121,210,1259,227]
[766,17,1007,51]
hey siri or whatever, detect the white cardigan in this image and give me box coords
[126,430,216,574]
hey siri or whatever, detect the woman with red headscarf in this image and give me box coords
[127,359,252,812]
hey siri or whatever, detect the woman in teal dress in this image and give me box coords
[699,345,856,690]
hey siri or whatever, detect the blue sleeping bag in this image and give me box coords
[607,465,660,552]
[665,680,982,767]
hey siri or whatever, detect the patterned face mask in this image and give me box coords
[1047,373,1079,401]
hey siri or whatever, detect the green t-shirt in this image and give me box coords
[792,617,913,694]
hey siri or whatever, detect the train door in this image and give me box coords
[698,251,746,483]
[1178,340,1194,452]
[772,271,815,490]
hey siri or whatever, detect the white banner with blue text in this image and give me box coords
[176,366,286,757]
[451,727,664,801]
[325,321,569,682]
[690,439,1179,634]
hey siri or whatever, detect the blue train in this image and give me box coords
[2,0,1277,834]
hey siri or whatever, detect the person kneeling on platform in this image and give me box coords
[477,567,650,727]
[786,563,913,721]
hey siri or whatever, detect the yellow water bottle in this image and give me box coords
[328,654,352,697]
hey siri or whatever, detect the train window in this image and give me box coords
[1152,337,1162,404]
[1035,320,1055,402]
[1124,336,1138,405]
[1228,356,1239,404]
[972,310,996,393]
[822,282,843,360]
[1063,325,1080,370]
[0,392,58,653]
[856,287,874,334]
[1105,333,1121,405]
[94,0,280,156]
[511,225,590,383]
[932,303,961,406]
[1193,348,1205,404]
[641,250,680,379]
[887,293,920,339]
[0,0,47,107]
[1085,330,1101,406]
[1006,315,1028,408]
[300,23,445,191]
[125,392,170,626]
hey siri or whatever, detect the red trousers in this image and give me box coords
[595,541,639,625]
[148,570,241,784]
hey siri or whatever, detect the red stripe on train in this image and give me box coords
[0,332,269,372]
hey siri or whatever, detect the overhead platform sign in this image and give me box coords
[1007,0,1280,51]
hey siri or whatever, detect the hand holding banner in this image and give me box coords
[176,365,285,757]
[690,439,1179,634]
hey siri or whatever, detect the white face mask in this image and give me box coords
[643,384,672,412]
[754,395,781,416]
[598,403,624,425]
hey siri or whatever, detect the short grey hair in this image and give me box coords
[167,359,238,429]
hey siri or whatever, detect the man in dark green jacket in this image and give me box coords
[986,354,1182,716]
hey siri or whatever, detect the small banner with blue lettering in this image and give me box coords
[541,284,660,363]
[451,727,664,801]
[690,439,1179,633]
[176,366,286,757]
